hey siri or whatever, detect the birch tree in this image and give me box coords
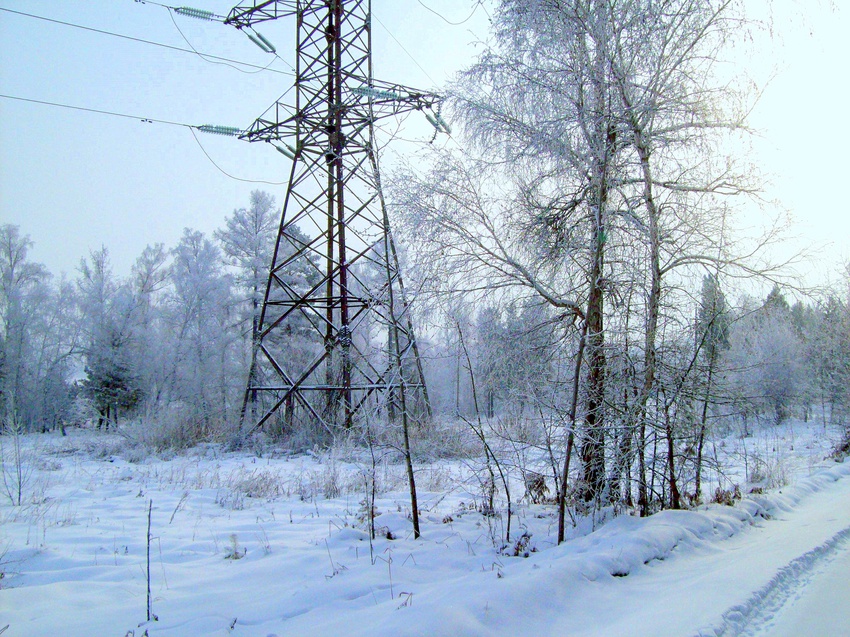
[167,229,235,435]
[0,225,52,430]
[395,0,765,511]
[216,191,277,425]
[126,244,171,416]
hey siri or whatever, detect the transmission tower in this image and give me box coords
[225,0,445,434]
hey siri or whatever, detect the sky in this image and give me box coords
[0,0,848,289]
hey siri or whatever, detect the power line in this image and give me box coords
[0,93,287,185]
[416,0,481,26]
[132,0,177,10]
[165,7,278,75]
[188,129,288,185]
[0,6,293,76]
[371,12,439,87]
[161,5,298,77]
[132,0,226,21]
[0,93,192,128]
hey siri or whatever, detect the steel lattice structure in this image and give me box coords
[225,0,440,433]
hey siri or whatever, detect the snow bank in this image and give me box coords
[292,459,850,637]
[2,429,848,637]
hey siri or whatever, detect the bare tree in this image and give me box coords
[393,0,779,515]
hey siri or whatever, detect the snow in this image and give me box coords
[1,421,849,637]
[760,539,850,637]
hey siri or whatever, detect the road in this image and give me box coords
[761,534,850,636]
[566,463,850,637]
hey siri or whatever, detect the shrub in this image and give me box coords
[830,429,850,461]
[711,485,741,506]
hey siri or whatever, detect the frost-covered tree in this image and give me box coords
[129,244,170,413]
[215,191,320,432]
[395,0,762,511]
[215,191,276,346]
[166,229,235,435]
[77,248,143,428]
[474,302,558,418]
[0,225,60,431]
[216,192,277,425]
[803,291,850,424]
[725,287,803,427]
[693,274,729,498]
[28,277,78,432]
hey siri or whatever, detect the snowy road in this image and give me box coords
[579,466,850,637]
[762,539,850,637]
[592,468,850,637]
[706,520,850,637]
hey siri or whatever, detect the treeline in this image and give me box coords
[422,282,850,430]
[2,209,848,447]
[421,280,850,504]
[0,191,288,445]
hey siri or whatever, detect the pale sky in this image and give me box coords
[0,1,847,288]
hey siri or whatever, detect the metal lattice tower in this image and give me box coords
[225,0,441,433]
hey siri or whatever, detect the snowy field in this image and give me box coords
[1,419,849,637]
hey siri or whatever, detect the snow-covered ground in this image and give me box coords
[1,419,848,637]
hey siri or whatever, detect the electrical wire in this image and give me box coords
[165,8,280,75]
[136,0,300,77]
[0,93,191,127]
[415,0,481,26]
[188,129,288,185]
[371,13,439,87]
[132,0,227,21]
[0,7,293,76]
[0,93,288,186]
[1,7,450,180]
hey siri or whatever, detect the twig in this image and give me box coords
[146,499,153,622]
[385,548,394,599]
[324,538,341,578]
[169,491,189,524]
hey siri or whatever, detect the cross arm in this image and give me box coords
[225,1,298,28]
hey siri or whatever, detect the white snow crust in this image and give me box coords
[1,422,848,636]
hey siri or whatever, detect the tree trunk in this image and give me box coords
[694,363,714,501]
[580,222,606,503]
[579,19,612,504]
[664,404,682,509]
[558,324,587,544]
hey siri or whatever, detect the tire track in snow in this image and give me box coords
[695,523,850,637]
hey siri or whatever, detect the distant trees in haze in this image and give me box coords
[0,188,356,441]
[0,191,283,439]
[0,224,74,433]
